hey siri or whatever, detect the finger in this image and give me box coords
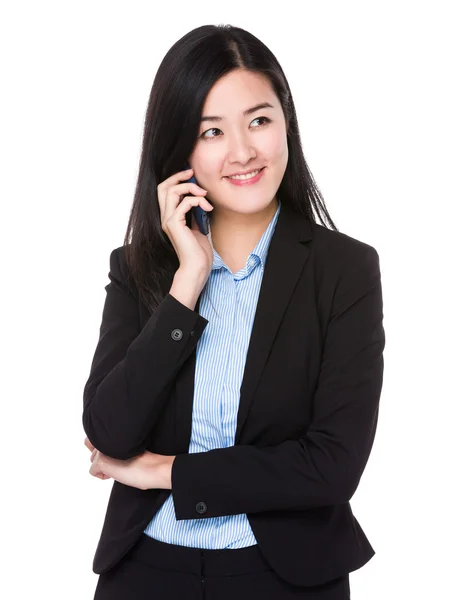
[162,184,208,225]
[84,437,95,452]
[176,182,208,195]
[190,209,212,235]
[174,195,213,223]
[90,467,107,480]
[90,453,120,480]
[89,459,106,479]
[158,168,196,190]
[158,167,205,216]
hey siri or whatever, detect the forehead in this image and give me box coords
[202,70,279,114]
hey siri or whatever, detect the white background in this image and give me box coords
[1,1,458,598]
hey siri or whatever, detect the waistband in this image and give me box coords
[128,533,273,577]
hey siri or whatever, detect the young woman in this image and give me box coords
[83,23,385,600]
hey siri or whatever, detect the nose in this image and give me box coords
[226,130,257,165]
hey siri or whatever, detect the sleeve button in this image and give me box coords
[171,328,183,341]
[195,501,207,514]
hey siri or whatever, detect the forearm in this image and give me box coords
[158,455,175,490]
[171,424,378,519]
[83,292,208,460]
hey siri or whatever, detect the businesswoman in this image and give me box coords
[82,24,385,600]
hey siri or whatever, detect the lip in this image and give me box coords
[225,167,266,186]
[225,167,265,177]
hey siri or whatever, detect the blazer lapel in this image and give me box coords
[234,203,313,444]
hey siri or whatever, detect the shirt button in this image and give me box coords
[195,501,207,514]
[171,328,183,341]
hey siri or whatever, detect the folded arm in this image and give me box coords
[171,246,385,519]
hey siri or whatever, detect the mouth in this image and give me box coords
[224,167,266,186]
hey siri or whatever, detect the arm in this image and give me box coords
[85,435,175,490]
[82,247,209,460]
[171,246,385,519]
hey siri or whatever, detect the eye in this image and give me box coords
[199,116,272,140]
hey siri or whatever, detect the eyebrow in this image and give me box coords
[200,102,275,123]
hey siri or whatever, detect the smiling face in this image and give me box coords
[188,69,289,217]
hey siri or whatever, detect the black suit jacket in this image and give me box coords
[82,202,385,587]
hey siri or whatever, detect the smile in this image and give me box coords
[225,167,266,186]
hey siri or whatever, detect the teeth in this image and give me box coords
[228,168,262,180]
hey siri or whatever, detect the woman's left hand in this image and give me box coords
[84,437,175,490]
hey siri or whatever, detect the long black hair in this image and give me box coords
[122,24,338,313]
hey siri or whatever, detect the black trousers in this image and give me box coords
[93,533,351,599]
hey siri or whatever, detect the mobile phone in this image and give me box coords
[184,163,210,235]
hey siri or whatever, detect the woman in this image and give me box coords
[83,23,385,600]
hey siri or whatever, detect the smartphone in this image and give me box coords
[184,162,210,235]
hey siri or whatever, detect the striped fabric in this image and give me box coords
[144,201,281,548]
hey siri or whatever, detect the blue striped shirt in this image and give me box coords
[144,201,281,548]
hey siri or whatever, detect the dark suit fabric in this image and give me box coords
[82,202,385,587]
[93,533,351,599]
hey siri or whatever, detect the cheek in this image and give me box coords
[190,147,223,179]
[263,129,288,163]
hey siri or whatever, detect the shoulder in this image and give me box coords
[307,223,382,295]
[310,222,380,270]
[107,244,138,298]
[107,245,127,277]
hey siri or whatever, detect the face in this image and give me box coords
[188,69,289,217]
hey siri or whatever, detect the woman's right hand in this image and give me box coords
[157,168,214,277]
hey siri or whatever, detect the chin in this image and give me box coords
[229,199,275,214]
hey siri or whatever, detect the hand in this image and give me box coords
[157,167,214,276]
[84,437,175,490]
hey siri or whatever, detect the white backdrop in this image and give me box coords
[1,1,458,598]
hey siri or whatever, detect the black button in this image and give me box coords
[196,501,207,514]
[190,330,195,337]
[171,328,183,341]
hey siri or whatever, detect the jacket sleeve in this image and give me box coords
[82,247,209,460]
[171,245,385,519]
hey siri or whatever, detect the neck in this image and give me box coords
[209,198,279,262]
